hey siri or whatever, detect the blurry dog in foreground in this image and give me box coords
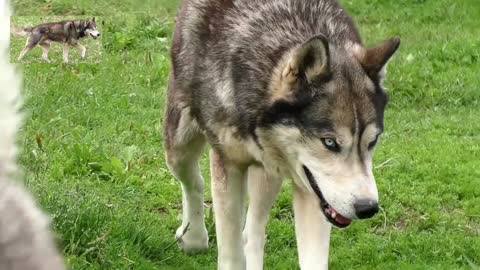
[12,17,100,63]
[0,3,65,269]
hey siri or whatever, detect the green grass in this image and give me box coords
[12,0,480,269]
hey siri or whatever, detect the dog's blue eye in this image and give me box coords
[324,138,335,146]
[321,138,340,152]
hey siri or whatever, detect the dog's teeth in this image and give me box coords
[331,212,336,219]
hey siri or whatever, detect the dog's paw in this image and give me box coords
[175,224,209,254]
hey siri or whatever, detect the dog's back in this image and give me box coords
[30,21,70,42]
[172,0,362,136]
[18,21,81,42]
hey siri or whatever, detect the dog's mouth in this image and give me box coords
[302,166,352,228]
[90,33,98,39]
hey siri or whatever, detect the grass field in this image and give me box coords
[11,0,480,269]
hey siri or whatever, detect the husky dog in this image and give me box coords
[164,0,400,269]
[0,4,65,269]
[13,17,100,63]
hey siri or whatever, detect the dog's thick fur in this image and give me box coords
[12,17,100,63]
[164,0,400,269]
[0,3,64,269]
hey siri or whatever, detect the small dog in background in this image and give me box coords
[12,17,100,63]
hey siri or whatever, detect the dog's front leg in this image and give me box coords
[243,165,282,270]
[293,184,332,270]
[74,43,86,59]
[63,43,69,63]
[210,149,247,270]
[40,43,50,62]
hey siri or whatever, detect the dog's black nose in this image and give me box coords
[97,33,101,36]
[354,200,379,219]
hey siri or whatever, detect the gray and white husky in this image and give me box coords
[163,0,400,269]
[12,17,100,63]
[0,3,64,269]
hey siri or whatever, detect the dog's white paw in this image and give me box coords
[175,224,208,254]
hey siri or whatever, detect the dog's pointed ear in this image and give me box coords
[285,35,331,84]
[271,35,331,103]
[355,37,400,81]
[92,17,96,22]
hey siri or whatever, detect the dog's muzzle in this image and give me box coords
[89,31,100,39]
[303,165,352,228]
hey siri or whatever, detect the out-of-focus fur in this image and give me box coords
[0,2,64,270]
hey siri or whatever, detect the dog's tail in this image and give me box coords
[10,25,33,36]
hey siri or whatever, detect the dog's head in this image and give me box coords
[85,17,100,39]
[258,35,400,228]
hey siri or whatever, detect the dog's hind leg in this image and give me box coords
[164,75,208,254]
[243,165,282,270]
[74,43,86,59]
[17,35,38,61]
[17,46,32,61]
[39,43,50,62]
[293,184,332,270]
[210,149,248,270]
[63,43,69,63]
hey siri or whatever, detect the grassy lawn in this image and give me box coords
[11,0,480,269]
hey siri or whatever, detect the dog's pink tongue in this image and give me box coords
[332,208,352,225]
